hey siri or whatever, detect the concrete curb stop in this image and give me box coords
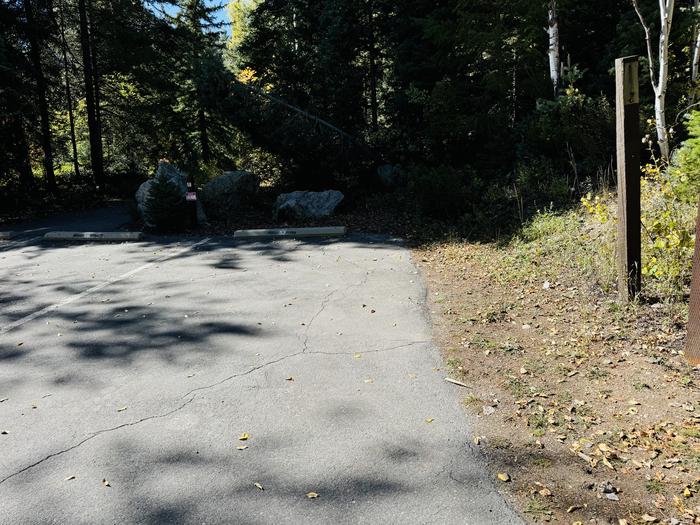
[233,226,347,240]
[43,231,143,242]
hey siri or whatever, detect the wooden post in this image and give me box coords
[615,56,642,303]
[686,195,700,365]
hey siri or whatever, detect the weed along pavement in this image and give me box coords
[0,215,522,523]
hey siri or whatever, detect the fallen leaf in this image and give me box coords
[566,505,582,513]
[306,492,319,499]
[65,475,75,481]
[1,431,7,435]
[239,433,250,441]
[102,478,111,487]
[353,353,362,359]
[117,406,127,412]
[17,342,23,346]
[538,487,553,497]
[497,472,511,482]
[473,436,481,445]
[285,376,294,381]
[237,445,248,451]
[683,486,692,498]
[254,482,264,491]
[425,418,434,423]
[0,398,7,403]
[364,378,374,384]
[641,515,658,523]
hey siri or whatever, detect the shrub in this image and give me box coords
[408,165,469,220]
[144,171,188,232]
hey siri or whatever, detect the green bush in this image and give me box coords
[144,172,188,232]
[673,110,700,204]
[408,165,469,220]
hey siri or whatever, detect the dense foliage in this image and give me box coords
[2,0,700,231]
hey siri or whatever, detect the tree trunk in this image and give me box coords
[368,2,378,132]
[77,0,104,188]
[13,115,35,192]
[24,0,56,192]
[655,90,670,160]
[692,0,700,102]
[632,0,674,160]
[198,106,211,163]
[88,0,103,166]
[547,0,560,97]
[59,0,80,179]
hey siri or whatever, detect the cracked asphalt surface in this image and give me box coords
[0,208,522,524]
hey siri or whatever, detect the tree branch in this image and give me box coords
[632,0,658,92]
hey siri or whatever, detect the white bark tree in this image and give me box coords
[548,0,561,97]
[632,0,675,160]
[691,0,700,101]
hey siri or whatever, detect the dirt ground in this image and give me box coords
[414,241,700,525]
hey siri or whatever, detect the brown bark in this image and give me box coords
[24,0,56,192]
[77,0,104,188]
[59,0,80,179]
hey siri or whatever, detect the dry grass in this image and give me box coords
[415,206,700,525]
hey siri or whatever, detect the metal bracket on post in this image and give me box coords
[615,56,642,303]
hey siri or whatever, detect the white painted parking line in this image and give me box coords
[0,237,211,335]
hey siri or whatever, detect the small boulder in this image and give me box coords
[201,171,259,219]
[273,190,344,220]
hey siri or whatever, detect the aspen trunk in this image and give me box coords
[547,0,560,97]
[632,0,675,160]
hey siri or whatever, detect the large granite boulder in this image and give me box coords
[135,161,206,228]
[273,190,344,220]
[201,171,259,219]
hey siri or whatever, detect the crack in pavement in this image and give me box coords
[0,265,426,487]
[0,340,431,486]
[181,350,305,399]
[0,396,196,486]
[301,287,339,353]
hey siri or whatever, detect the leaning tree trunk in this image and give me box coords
[633,0,674,160]
[547,0,561,98]
[77,0,104,188]
[24,0,56,192]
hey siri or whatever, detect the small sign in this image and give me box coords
[186,192,197,202]
[623,59,639,105]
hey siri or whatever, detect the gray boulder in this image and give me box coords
[135,161,207,227]
[201,171,259,219]
[273,190,344,220]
